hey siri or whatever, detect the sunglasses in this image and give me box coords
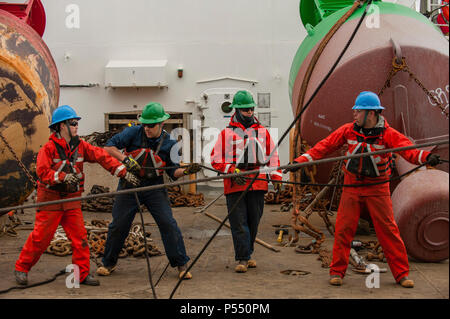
[143,123,159,128]
[68,121,79,127]
[240,107,255,112]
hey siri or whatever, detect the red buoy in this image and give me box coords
[392,169,449,262]
[0,0,46,37]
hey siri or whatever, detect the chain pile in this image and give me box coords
[295,240,384,269]
[80,129,122,147]
[45,219,162,258]
[82,185,206,212]
[45,225,72,256]
[0,212,22,238]
[81,185,114,212]
[265,184,338,212]
[363,240,386,262]
[264,186,293,205]
[348,240,386,271]
[168,186,205,207]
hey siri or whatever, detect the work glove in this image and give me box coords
[63,173,80,185]
[122,156,141,174]
[426,153,441,166]
[283,164,299,174]
[283,156,308,173]
[123,172,140,187]
[272,180,282,192]
[232,168,247,186]
[183,163,202,175]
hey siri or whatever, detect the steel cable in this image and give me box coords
[0,269,66,295]
[133,192,157,299]
[235,161,443,187]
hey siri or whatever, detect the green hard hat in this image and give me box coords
[230,90,256,109]
[138,102,170,124]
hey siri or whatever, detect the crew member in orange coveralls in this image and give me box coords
[284,91,441,288]
[14,105,138,286]
[211,90,283,273]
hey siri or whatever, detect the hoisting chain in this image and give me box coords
[288,140,339,253]
[379,56,449,119]
[0,131,37,188]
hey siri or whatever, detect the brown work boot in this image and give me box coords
[247,260,257,268]
[399,277,414,288]
[96,264,117,276]
[329,275,343,286]
[178,265,192,280]
[235,260,248,273]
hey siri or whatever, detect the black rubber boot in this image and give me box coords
[81,274,100,286]
[14,270,28,285]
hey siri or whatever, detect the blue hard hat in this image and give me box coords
[49,105,81,127]
[352,91,385,110]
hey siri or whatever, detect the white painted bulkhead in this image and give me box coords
[41,0,306,175]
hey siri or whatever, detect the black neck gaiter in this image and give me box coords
[235,110,254,129]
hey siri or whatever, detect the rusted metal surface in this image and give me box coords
[392,169,449,262]
[0,9,59,208]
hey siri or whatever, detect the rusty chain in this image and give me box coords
[264,186,293,205]
[379,56,449,119]
[82,185,205,212]
[0,211,22,238]
[167,185,205,207]
[0,131,37,188]
[288,138,342,255]
[45,220,162,258]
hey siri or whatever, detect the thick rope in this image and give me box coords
[292,0,367,219]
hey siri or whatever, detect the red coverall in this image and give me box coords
[15,133,127,282]
[211,115,282,194]
[294,118,430,282]
[211,114,282,261]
